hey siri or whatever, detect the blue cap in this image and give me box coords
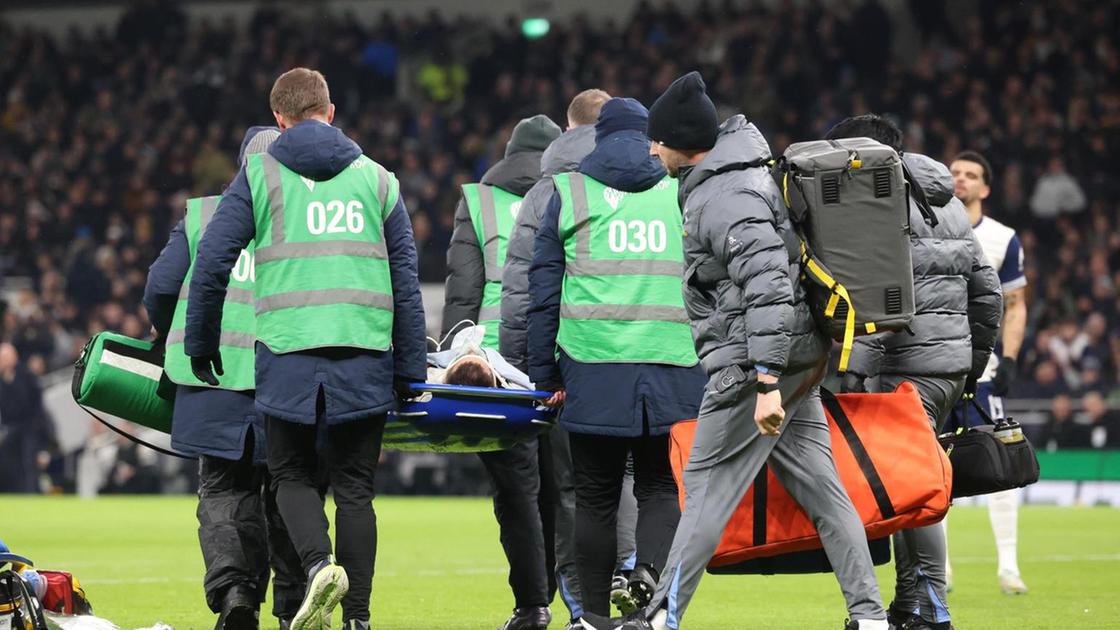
[0,539,33,567]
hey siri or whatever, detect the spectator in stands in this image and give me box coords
[0,342,56,493]
[1029,157,1087,221]
[1042,394,1090,451]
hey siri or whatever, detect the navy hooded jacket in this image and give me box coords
[527,98,707,437]
[184,120,427,425]
[143,126,279,460]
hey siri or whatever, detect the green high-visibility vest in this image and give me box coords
[164,196,257,390]
[553,173,698,366]
[245,152,397,354]
[461,183,523,349]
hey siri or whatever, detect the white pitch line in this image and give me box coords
[946,553,1120,564]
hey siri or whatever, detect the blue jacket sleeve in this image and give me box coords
[185,168,255,357]
[526,192,565,388]
[143,219,189,338]
[384,198,428,382]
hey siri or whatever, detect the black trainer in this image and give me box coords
[215,585,258,630]
[497,606,552,630]
[626,565,659,612]
[342,621,370,630]
[887,602,919,630]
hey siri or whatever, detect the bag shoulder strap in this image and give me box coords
[820,388,896,518]
[900,159,940,228]
[78,405,190,459]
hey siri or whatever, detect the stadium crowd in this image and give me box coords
[1,0,1118,493]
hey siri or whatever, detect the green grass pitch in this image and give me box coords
[3,497,1118,629]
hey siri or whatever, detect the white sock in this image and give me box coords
[650,608,669,630]
[989,488,1021,576]
[857,619,889,630]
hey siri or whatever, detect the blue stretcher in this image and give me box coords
[383,383,557,452]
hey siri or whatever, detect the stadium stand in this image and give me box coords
[1,0,1117,494]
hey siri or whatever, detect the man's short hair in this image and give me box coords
[567,89,611,127]
[270,68,331,122]
[954,150,994,187]
[825,114,903,152]
[443,356,497,388]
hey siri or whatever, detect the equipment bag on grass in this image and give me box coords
[669,382,951,572]
[939,398,1040,498]
[72,332,174,436]
[776,138,935,372]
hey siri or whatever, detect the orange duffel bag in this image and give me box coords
[669,382,952,572]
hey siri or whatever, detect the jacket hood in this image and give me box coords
[505,114,562,158]
[480,150,543,196]
[903,153,954,207]
[580,129,667,193]
[681,115,771,197]
[268,120,363,181]
[540,125,596,176]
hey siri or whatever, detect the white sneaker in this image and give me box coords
[999,570,1028,595]
[291,562,349,630]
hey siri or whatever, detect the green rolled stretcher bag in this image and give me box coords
[72,332,174,434]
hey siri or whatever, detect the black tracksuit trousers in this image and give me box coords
[568,431,680,616]
[266,411,386,623]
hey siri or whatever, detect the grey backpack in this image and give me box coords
[775,138,938,372]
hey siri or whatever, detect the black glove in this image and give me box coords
[190,352,223,387]
[394,377,422,401]
[962,373,979,399]
[990,356,1017,396]
[840,372,867,394]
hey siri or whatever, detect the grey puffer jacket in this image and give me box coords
[498,125,596,371]
[679,116,829,376]
[848,153,1003,380]
[440,150,542,339]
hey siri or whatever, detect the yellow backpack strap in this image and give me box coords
[782,171,792,208]
[798,240,857,372]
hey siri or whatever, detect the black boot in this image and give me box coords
[215,585,258,630]
[497,606,552,630]
[887,602,919,630]
[626,565,659,612]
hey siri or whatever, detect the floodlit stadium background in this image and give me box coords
[1,1,1117,509]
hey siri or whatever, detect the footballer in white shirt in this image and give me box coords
[947,151,1030,596]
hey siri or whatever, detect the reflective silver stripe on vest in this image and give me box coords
[178,283,255,305]
[261,153,286,245]
[199,195,219,229]
[257,289,394,314]
[559,303,688,323]
[565,174,684,278]
[567,258,684,277]
[478,185,503,282]
[375,162,391,210]
[255,240,388,264]
[478,305,501,322]
[165,329,256,349]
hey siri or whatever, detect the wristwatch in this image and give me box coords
[755,380,780,394]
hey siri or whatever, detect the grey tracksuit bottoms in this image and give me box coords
[645,363,885,628]
[878,373,965,625]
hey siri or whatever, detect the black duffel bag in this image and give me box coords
[939,398,1040,498]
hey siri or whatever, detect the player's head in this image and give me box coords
[443,355,498,388]
[950,150,993,207]
[270,68,335,129]
[824,113,903,151]
[567,89,611,130]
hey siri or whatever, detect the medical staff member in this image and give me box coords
[528,97,706,618]
[145,126,304,630]
[185,68,427,630]
[831,117,1003,630]
[442,113,565,630]
[579,74,889,630]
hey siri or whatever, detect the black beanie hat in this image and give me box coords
[646,71,719,151]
